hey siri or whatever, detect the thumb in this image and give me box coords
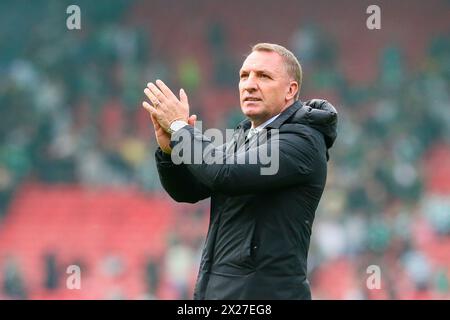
[179,88,189,106]
[143,101,160,129]
[188,114,197,126]
[150,113,161,130]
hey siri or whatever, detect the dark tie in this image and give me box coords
[237,128,258,151]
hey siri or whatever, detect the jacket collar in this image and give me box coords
[265,100,303,129]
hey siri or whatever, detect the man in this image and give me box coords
[142,43,337,299]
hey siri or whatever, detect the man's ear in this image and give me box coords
[286,81,299,100]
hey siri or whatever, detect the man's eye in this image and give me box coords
[262,74,270,78]
[240,74,248,79]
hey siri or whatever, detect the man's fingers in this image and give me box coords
[179,88,189,107]
[143,101,164,130]
[155,79,178,101]
[144,87,163,109]
[188,114,197,126]
[142,101,159,118]
[147,82,167,106]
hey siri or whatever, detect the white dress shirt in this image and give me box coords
[247,113,281,140]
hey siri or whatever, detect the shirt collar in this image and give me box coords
[247,113,281,140]
[251,113,281,132]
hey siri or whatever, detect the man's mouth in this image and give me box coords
[243,97,262,102]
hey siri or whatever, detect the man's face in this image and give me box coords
[239,50,295,126]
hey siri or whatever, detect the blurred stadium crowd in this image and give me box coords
[0,0,449,299]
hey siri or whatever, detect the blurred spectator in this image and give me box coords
[145,256,160,298]
[2,256,27,299]
[43,252,59,291]
[163,234,196,299]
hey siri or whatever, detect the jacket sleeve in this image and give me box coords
[155,147,211,203]
[170,126,325,196]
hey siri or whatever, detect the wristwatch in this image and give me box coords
[168,120,188,134]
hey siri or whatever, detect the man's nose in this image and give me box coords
[243,74,257,91]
